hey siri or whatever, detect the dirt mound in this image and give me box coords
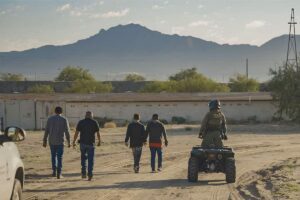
[237,158,300,200]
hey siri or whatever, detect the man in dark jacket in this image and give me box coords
[72,111,101,181]
[145,114,168,173]
[43,106,71,179]
[125,113,146,173]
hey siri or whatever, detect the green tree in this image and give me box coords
[55,66,95,81]
[27,85,54,93]
[125,73,146,81]
[229,74,260,92]
[141,68,230,93]
[66,80,113,93]
[0,73,25,81]
[269,64,300,121]
[169,68,199,81]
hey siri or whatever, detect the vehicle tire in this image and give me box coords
[225,158,236,183]
[188,157,199,182]
[11,179,22,200]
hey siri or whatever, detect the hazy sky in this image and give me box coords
[0,0,299,52]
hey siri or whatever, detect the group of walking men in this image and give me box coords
[43,107,168,181]
[43,99,227,181]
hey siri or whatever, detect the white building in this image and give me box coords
[0,92,276,130]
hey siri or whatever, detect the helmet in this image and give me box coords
[208,99,221,110]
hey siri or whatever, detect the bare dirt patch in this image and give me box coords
[19,124,300,200]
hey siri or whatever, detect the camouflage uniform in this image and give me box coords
[199,109,227,148]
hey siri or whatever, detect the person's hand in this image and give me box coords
[125,142,129,147]
[164,140,168,147]
[42,142,47,148]
[97,141,101,146]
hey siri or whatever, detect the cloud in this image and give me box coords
[101,8,129,18]
[152,5,163,10]
[70,10,82,17]
[245,20,266,29]
[189,20,210,27]
[56,4,71,12]
[198,4,204,9]
[0,5,25,15]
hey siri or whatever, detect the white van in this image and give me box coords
[0,127,26,200]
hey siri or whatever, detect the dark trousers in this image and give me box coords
[150,147,162,170]
[50,145,64,174]
[132,147,142,168]
[80,144,95,177]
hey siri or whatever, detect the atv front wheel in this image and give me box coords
[188,157,199,182]
[225,158,236,183]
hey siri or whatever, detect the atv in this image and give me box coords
[187,145,236,183]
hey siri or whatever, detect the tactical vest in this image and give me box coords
[206,111,223,131]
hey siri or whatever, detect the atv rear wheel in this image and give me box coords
[225,158,236,183]
[188,157,199,182]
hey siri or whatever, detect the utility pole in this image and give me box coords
[246,58,249,79]
[286,8,299,71]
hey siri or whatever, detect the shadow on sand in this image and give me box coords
[25,178,226,193]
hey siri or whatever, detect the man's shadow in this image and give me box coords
[25,178,227,193]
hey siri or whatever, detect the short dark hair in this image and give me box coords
[152,114,158,120]
[133,113,140,120]
[55,106,63,114]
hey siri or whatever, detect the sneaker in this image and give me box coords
[88,176,93,181]
[57,174,63,179]
[52,171,56,177]
[157,167,162,172]
[151,169,156,173]
[82,174,87,179]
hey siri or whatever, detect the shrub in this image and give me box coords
[104,122,117,128]
[171,116,187,124]
[66,80,113,93]
[27,84,54,93]
[229,74,260,92]
[94,117,113,128]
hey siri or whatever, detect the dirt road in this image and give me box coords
[20,124,300,200]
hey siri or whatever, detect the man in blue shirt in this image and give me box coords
[72,111,101,181]
[43,106,71,179]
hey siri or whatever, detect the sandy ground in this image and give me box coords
[19,124,300,200]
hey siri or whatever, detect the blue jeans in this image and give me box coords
[132,147,143,168]
[150,147,162,170]
[80,144,95,177]
[50,145,64,174]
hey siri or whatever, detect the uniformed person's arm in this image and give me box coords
[221,112,228,140]
[199,113,209,138]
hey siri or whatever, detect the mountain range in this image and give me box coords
[0,23,299,81]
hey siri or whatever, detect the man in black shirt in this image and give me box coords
[72,111,101,181]
[125,113,146,173]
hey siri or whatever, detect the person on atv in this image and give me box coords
[198,99,227,148]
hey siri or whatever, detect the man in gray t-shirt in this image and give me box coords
[43,106,70,179]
